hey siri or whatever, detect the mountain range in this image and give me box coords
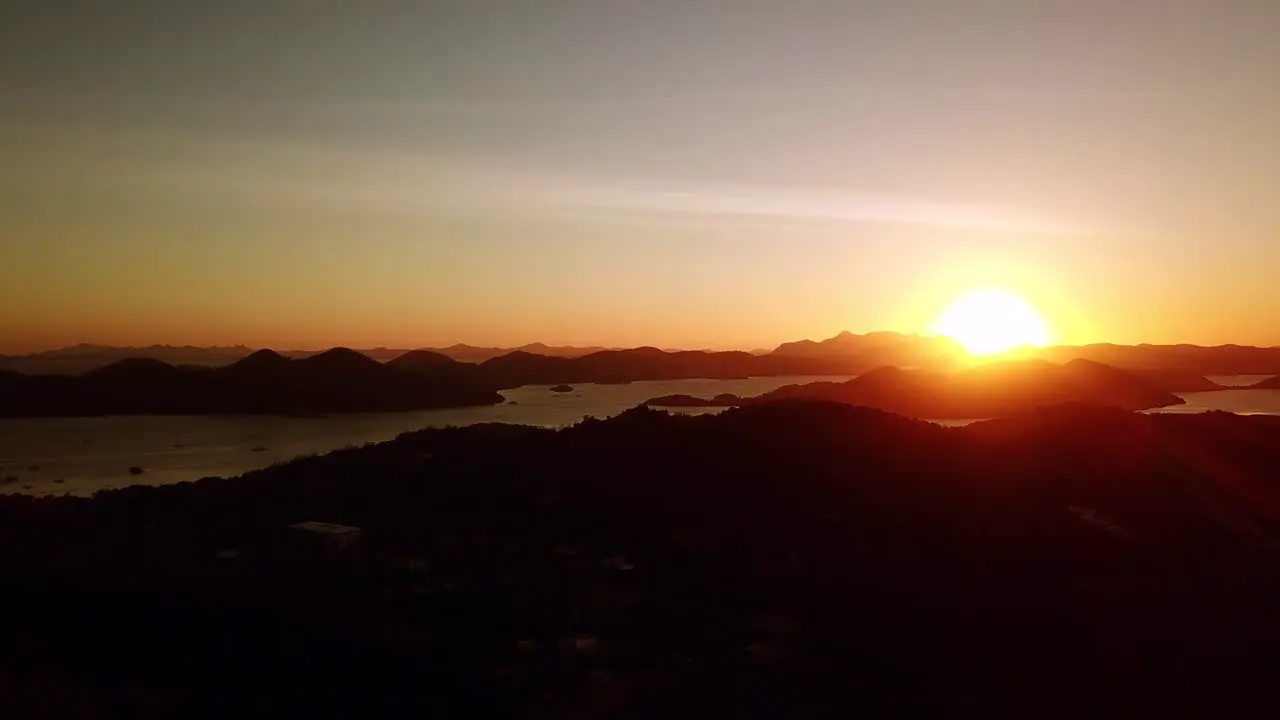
[1021,343,1280,375]
[0,342,613,375]
[6,331,1280,377]
[768,331,1280,376]
[0,348,503,417]
[2,331,1277,417]
[0,346,847,416]
[424,342,612,363]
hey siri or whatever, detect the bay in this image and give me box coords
[3,374,1277,498]
[0,375,849,497]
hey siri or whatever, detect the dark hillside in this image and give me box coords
[2,403,1280,714]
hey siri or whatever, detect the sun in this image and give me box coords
[932,288,1052,355]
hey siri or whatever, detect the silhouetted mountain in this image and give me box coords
[19,339,1224,419]
[386,349,461,370]
[13,339,1216,394]
[0,369,27,393]
[770,330,964,369]
[8,335,1280,382]
[643,360,1190,417]
[517,342,609,357]
[644,393,743,407]
[478,350,580,387]
[296,347,379,373]
[1030,342,1280,375]
[386,349,504,392]
[3,402,1280,714]
[430,343,533,363]
[767,332,1280,376]
[576,347,754,383]
[1131,368,1228,392]
[429,343,610,363]
[356,347,418,362]
[83,356,183,380]
[222,348,293,377]
[0,349,503,417]
[0,344,258,375]
[0,342,617,374]
[749,359,1183,417]
[475,346,730,388]
[474,347,842,389]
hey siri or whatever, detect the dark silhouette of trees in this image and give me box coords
[2,402,1280,714]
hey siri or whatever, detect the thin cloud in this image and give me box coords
[532,180,1078,235]
[103,134,1076,236]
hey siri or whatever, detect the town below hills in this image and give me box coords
[1,332,1277,418]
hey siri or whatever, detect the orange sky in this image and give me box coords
[4,2,1280,353]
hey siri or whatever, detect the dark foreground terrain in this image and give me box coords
[3,402,1280,716]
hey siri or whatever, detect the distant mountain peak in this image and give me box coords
[90,356,177,372]
[301,347,376,367]
[222,349,292,377]
[389,349,461,368]
[83,357,183,380]
[495,349,540,360]
[245,348,289,361]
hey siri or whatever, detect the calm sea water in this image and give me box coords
[0,376,850,497]
[3,375,1277,498]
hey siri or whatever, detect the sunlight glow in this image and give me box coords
[933,288,1052,355]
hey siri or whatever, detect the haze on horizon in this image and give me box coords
[3,1,1279,354]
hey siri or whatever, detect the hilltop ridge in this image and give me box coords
[0,350,503,416]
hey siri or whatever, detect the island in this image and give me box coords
[550,384,575,393]
[643,393,743,408]
[643,359,1186,419]
[0,348,504,417]
[752,360,1184,417]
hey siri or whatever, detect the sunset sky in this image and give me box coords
[3,1,1279,353]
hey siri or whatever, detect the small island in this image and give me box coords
[643,360,1186,419]
[751,359,1184,418]
[550,385,575,393]
[644,393,743,408]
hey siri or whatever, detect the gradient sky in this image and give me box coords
[3,1,1279,353]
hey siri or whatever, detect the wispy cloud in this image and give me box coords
[533,180,1074,235]
[100,132,1075,236]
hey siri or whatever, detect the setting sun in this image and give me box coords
[933,288,1053,355]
